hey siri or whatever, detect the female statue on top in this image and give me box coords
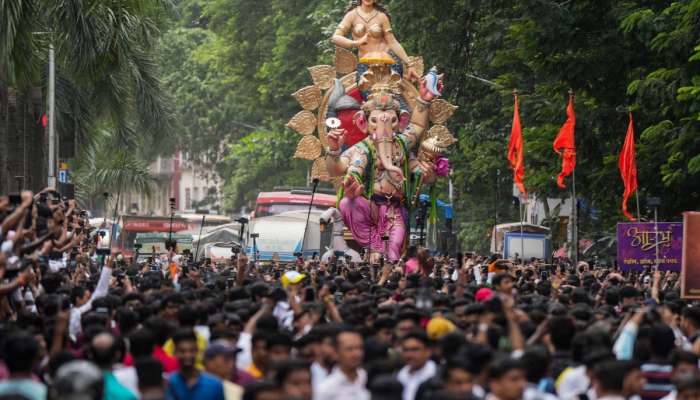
[332,0,420,83]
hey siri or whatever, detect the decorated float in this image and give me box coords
[286,0,458,262]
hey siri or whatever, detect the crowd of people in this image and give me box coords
[1,189,699,400]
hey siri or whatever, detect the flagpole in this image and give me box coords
[512,88,525,265]
[629,111,640,222]
[520,195,525,265]
[572,167,578,267]
[569,89,578,267]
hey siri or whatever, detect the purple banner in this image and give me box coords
[617,222,683,271]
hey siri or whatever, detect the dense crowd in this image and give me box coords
[1,189,699,400]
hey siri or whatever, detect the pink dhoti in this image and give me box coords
[339,196,407,262]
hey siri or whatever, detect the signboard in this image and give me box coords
[135,233,193,256]
[503,232,550,261]
[617,222,683,271]
[681,212,700,299]
[58,170,67,183]
[122,219,189,232]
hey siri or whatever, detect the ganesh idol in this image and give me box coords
[324,69,443,262]
[286,0,458,263]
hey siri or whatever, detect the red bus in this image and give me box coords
[253,188,337,219]
[115,215,190,256]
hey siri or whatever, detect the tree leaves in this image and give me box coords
[73,130,154,204]
[158,0,700,249]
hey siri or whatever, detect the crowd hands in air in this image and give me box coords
[1,190,700,400]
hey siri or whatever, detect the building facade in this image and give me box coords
[118,152,223,217]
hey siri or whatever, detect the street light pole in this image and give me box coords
[47,44,56,189]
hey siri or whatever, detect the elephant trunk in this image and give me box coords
[375,126,404,182]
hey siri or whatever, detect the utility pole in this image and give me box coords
[47,44,57,189]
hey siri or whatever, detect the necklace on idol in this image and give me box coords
[356,8,379,24]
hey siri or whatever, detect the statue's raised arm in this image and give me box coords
[331,0,419,81]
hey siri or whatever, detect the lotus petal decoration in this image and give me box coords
[429,99,458,125]
[426,125,457,147]
[286,111,317,136]
[292,86,322,111]
[334,47,358,75]
[308,65,336,90]
[311,158,330,181]
[339,73,357,90]
[294,136,323,160]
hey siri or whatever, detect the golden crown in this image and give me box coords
[359,65,402,112]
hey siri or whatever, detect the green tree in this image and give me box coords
[161,0,329,211]
[74,130,154,211]
[387,0,700,251]
[157,0,700,250]
[1,0,173,192]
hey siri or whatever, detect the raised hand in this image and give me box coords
[327,128,346,152]
[405,66,421,83]
[419,74,444,102]
[20,191,34,208]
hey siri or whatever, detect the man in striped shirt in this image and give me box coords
[640,324,677,400]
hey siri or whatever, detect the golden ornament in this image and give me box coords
[339,72,357,90]
[429,99,458,125]
[426,125,457,147]
[286,111,317,136]
[334,47,358,75]
[294,136,323,160]
[308,65,336,90]
[292,86,322,111]
[311,158,330,181]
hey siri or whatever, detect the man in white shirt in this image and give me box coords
[310,325,338,393]
[314,327,369,400]
[397,331,437,400]
[68,261,112,341]
[275,271,305,331]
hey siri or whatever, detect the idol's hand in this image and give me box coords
[406,66,420,83]
[417,161,437,184]
[353,33,369,48]
[419,74,444,102]
[343,175,364,198]
[327,128,346,152]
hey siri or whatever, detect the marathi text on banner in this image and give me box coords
[616,222,683,271]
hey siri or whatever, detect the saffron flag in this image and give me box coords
[553,95,576,188]
[507,94,527,196]
[619,113,638,221]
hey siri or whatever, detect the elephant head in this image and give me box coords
[353,91,410,182]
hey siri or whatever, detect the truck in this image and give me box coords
[246,210,322,262]
[491,222,551,261]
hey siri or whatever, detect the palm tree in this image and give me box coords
[74,131,154,213]
[0,0,173,192]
